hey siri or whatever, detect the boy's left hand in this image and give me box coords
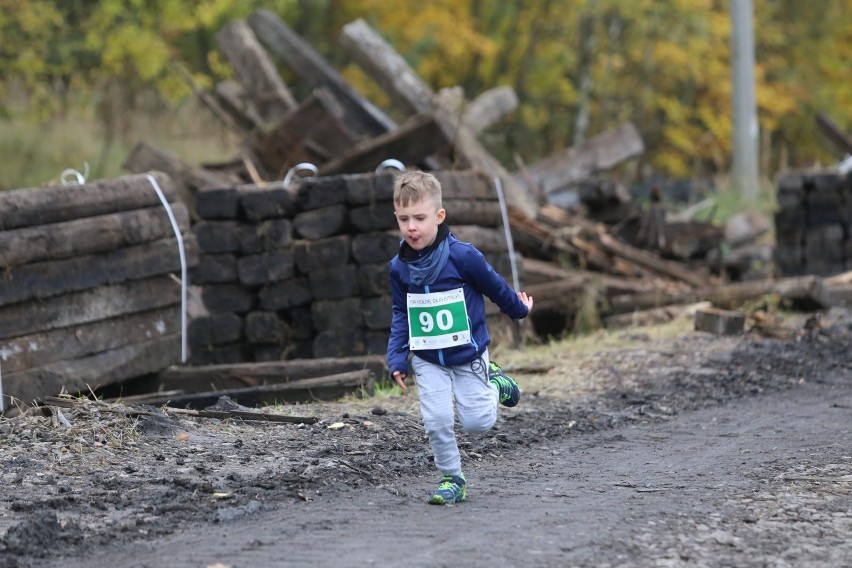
[518,291,533,313]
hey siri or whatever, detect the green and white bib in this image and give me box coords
[407,288,471,350]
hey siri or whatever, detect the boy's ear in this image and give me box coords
[436,208,446,224]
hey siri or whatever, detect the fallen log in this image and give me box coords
[215,19,297,124]
[513,122,644,196]
[0,172,176,231]
[0,306,182,374]
[134,370,376,408]
[0,275,182,339]
[152,355,387,393]
[0,203,190,267]
[318,114,449,176]
[0,236,197,307]
[248,8,395,137]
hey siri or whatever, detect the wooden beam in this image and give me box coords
[0,236,197,307]
[513,122,645,195]
[252,89,360,177]
[0,275,182,340]
[0,172,177,231]
[215,19,297,123]
[248,8,395,137]
[339,18,539,219]
[0,203,190,268]
[5,334,181,406]
[318,114,448,176]
[154,355,387,392]
[0,306,181,374]
[115,370,375,408]
[463,86,518,133]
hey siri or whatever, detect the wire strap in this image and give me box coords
[145,174,188,363]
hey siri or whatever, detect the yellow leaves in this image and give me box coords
[100,25,170,80]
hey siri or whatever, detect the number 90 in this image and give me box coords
[419,309,453,332]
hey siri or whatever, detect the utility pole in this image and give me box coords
[730,0,760,201]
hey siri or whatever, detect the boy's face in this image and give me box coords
[394,197,446,251]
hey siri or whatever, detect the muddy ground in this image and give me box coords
[0,308,850,567]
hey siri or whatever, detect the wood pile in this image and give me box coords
[775,169,851,277]
[187,169,517,366]
[12,9,848,412]
[0,173,196,409]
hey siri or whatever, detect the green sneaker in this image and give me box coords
[428,473,467,505]
[488,360,521,407]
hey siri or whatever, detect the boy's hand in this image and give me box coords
[518,291,534,313]
[392,371,407,390]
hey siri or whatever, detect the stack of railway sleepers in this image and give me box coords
[775,169,851,277]
[189,169,520,365]
[0,172,197,408]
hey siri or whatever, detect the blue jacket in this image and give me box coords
[387,232,528,376]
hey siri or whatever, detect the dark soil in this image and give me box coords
[1,308,850,568]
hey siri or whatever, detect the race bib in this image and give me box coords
[407,288,471,350]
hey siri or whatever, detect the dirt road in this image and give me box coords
[2,312,850,567]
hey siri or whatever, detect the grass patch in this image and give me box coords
[0,98,238,191]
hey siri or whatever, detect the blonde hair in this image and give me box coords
[393,170,442,209]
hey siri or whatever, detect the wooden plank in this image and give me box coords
[513,122,645,195]
[0,236,197,307]
[252,91,360,177]
[248,8,395,137]
[124,369,374,408]
[0,306,181,374]
[215,19,297,123]
[155,355,386,392]
[5,334,181,406]
[0,172,177,231]
[0,203,190,267]
[318,114,449,176]
[0,275,182,340]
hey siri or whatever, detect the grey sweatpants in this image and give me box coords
[412,349,499,476]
